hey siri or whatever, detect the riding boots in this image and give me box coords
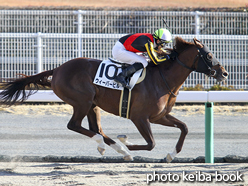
[114,62,143,89]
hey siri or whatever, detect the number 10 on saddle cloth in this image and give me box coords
[93,60,144,91]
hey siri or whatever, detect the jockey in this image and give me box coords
[112,28,173,89]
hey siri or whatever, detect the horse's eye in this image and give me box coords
[206,53,213,61]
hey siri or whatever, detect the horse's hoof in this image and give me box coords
[166,153,173,163]
[123,155,133,161]
[117,135,128,143]
[97,146,106,155]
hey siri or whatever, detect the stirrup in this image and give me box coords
[125,84,131,89]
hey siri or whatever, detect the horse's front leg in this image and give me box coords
[153,114,188,162]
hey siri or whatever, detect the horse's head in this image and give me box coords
[193,38,228,82]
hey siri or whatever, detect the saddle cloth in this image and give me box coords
[93,59,146,90]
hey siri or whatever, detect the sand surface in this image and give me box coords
[0,162,248,186]
[1,104,248,116]
[0,104,248,186]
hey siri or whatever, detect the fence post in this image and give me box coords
[74,10,86,57]
[191,11,204,35]
[205,102,214,163]
[34,32,46,74]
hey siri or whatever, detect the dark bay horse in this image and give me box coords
[0,37,228,162]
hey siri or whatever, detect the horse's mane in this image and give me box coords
[173,37,195,53]
[148,37,195,69]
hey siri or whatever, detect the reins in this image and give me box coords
[158,50,200,97]
[158,67,178,97]
[176,55,198,71]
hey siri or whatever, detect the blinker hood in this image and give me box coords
[195,44,219,75]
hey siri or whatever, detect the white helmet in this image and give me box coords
[153,28,172,43]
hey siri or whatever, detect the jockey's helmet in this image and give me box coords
[153,28,172,44]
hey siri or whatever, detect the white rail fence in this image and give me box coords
[0,33,247,89]
[22,90,248,103]
[0,10,247,35]
[0,10,247,89]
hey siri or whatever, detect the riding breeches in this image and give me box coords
[112,41,148,68]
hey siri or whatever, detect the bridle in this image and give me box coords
[176,44,220,77]
[159,43,220,97]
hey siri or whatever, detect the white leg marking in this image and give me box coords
[166,148,177,163]
[92,134,105,155]
[117,135,133,146]
[110,143,133,161]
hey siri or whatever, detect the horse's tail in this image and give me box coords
[0,70,53,106]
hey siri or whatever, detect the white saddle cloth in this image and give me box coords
[93,59,143,90]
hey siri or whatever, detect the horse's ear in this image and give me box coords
[193,38,203,48]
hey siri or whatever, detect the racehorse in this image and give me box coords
[0,37,228,162]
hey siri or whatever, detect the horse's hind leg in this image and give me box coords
[87,105,132,161]
[87,105,106,155]
[67,105,98,139]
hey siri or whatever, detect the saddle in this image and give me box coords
[93,58,146,118]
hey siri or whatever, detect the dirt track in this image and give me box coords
[0,105,248,185]
[0,162,247,186]
[0,104,247,159]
